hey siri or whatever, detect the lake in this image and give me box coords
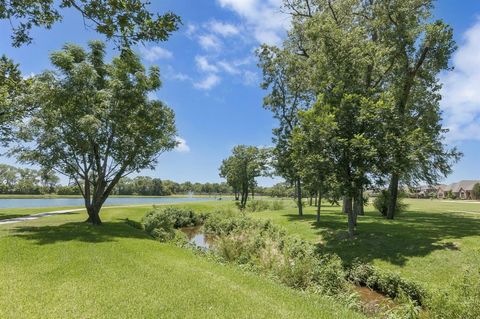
[0,197,215,209]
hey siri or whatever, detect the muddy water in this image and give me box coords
[180,226,215,249]
[354,286,396,315]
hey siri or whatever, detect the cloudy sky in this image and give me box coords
[1,0,479,185]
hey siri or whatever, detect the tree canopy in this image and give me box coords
[1,0,180,47]
[14,41,177,224]
[219,145,270,209]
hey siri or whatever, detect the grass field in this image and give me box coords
[0,201,362,319]
[251,199,480,291]
[1,198,479,318]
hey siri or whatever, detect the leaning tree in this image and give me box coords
[14,41,177,225]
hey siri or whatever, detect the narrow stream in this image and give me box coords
[180,226,215,249]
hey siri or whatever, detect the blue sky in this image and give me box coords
[1,0,479,186]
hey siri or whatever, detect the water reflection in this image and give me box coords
[180,226,215,249]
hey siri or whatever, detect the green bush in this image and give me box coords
[245,200,271,212]
[348,262,426,305]
[205,211,348,295]
[271,200,285,210]
[141,207,208,241]
[373,190,408,217]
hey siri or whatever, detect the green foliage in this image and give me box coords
[15,41,177,224]
[204,211,349,296]
[472,183,480,200]
[426,268,480,319]
[373,190,408,217]
[348,262,426,306]
[245,200,271,212]
[1,0,180,47]
[219,145,270,209]
[271,200,285,211]
[141,206,208,241]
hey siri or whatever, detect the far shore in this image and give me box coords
[0,194,234,199]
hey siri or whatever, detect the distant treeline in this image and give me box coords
[0,164,293,197]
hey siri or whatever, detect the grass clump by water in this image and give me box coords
[141,206,208,241]
[348,261,426,306]
[203,211,350,297]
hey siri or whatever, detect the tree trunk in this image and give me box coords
[85,205,102,225]
[314,192,318,207]
[296,178,303,216]
[342,197,348,214]
[316,189,322,223]
[353,188,364,217]
[309,196,313,206]
[344,196,355,238]
[387,173,399,220]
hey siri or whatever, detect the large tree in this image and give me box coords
[219,145,270,209]
[257,44,314,216]
[14,41,177,224]
[373,0,460,219]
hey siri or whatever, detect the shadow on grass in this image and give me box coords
[12,221,150,245]
[283,207,480,266]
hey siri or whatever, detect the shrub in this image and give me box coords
[348,262,426,305]
[141,207,208,241]
[271,200,285,211]
[373,190,408,217]
[245,200,271,212]
[205,211,348,295]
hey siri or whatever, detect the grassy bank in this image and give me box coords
[0,202,362,319]
[250,199,480,291]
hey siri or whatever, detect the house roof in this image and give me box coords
[437,180,480,192]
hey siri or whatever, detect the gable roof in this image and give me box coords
[438,180,480,192]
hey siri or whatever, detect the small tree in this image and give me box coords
[15,41,177,225]
[219,145,270,209]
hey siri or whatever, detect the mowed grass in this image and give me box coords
[250,199,480,291]
[0,201,362,319]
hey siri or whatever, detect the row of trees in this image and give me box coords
[0,164,59,194]
[0,163,234,196]
[113,177,232,196]
[255,0,461,237]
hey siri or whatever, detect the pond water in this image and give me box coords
[180,226,215,249]
[0,197,214,209]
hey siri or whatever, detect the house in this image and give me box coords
[436,180,480,200]
[409,185,438,198]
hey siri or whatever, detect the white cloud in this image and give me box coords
[164,66,192,82]
[216,0,289,45]
[440,19,480,141]
[186,24,198,37]
[217,60,241,75]
[198,34,222,51]
[194,74,222,90]
[207,20,241,37]
[175,137,190,153]
[243,70,259,86]
[140,46,173,61]
[195,56,219,73]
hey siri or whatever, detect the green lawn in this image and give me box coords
[250,199,480,291]
[0,201,362,319]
